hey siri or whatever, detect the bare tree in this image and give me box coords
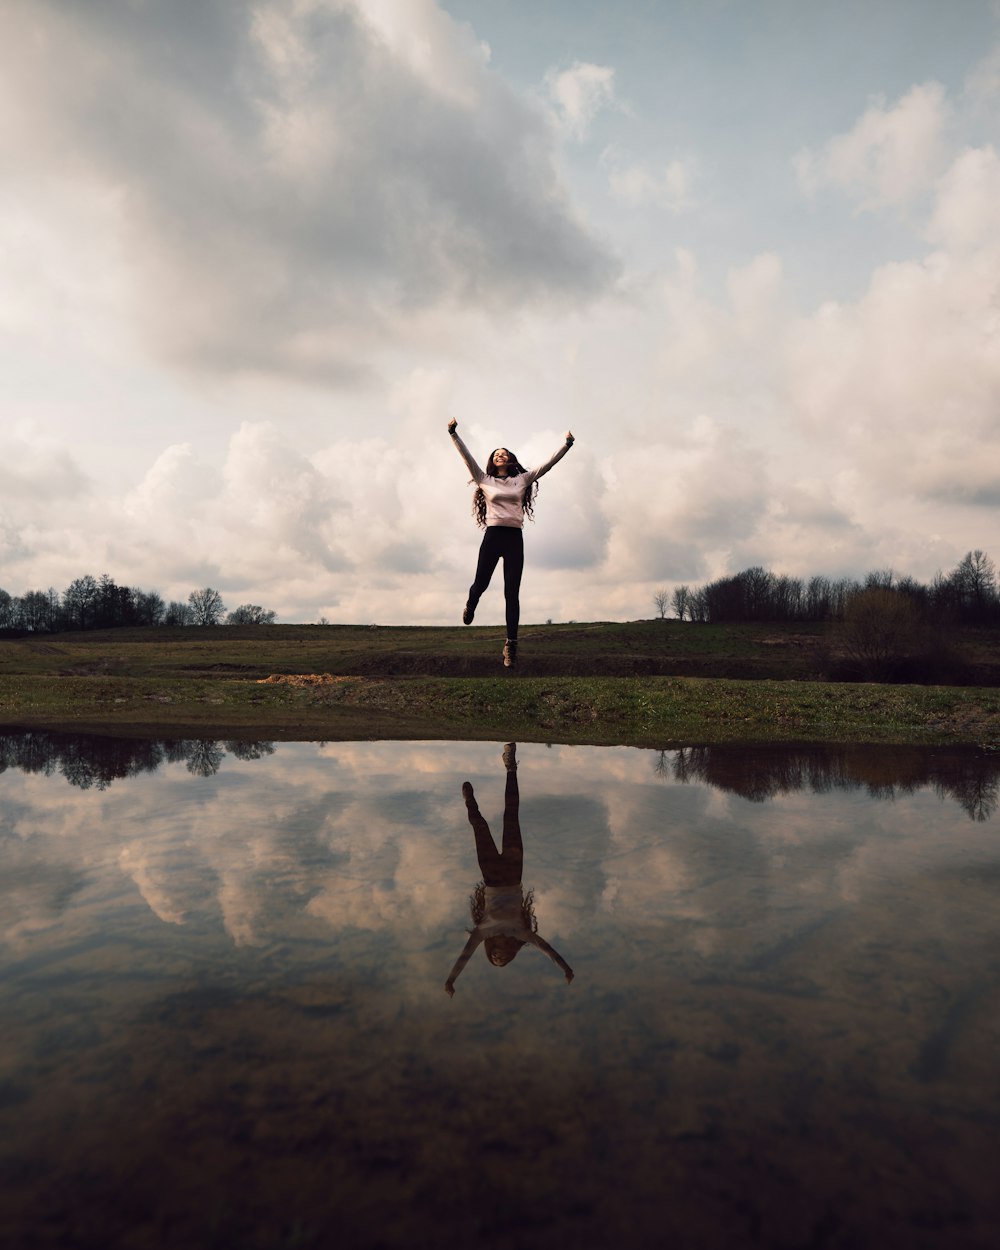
[133,589,166,627]
[950,550,997,622]
[741,566,774,620]
[63,574,99,630]
[687,588,708,622]
[18,589,57,633]
[188,587,226,626]
[164,600,192,627]
[805,575,832,620]
[841,588,920,680]
[864,568,895,591]
[226,604,277,625]
[671,585,690,621]
[653,589,670,619]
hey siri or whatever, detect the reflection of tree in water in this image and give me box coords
[224,741,276,762]
[0,732,275,790]
[184,740,226,778]
[935,764,999,823]
[664,744,1000,822]
[60,737,169,790]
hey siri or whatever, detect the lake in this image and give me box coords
[1,733,998,1249]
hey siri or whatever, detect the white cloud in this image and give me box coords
[545,61,619,140]
[0,425,90,504]
[124,445,218,528]
[726,252,784,338]
[525,447,610,571]
[784,231,1000,512]
[963,39,1000,114]
[357,0,493,106]
[605,154,695,214]
[0,0,617,382]
[926,143,1000,251]
[119,427,347,593]
[603,416,772,584]
[794,82,950,210]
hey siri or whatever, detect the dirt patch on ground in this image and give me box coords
[257,674,360,687]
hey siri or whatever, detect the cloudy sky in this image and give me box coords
[3,0,1000,625]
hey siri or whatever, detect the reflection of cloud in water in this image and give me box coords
[118,846,189,926]
[2,737,999,1250]
[1,739,998,969]
[1,847,86,945]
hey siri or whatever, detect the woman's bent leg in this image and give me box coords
[463,783,503,880]
[468,528,503,613]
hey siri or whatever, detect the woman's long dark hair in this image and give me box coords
[472,447,538,528]
[470,881,538,966]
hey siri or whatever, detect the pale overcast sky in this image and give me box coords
[2,0,1000,624]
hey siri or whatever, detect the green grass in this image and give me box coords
[1,627,999,747]
[0,670,995,745]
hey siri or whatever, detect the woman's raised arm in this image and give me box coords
[530,430,575,481]
[447,419,484,483]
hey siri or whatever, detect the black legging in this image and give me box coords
[468,525,523,640]
[465,768,522,888]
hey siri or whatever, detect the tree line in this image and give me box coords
[0,574,276,634]
[656,550,1000,626]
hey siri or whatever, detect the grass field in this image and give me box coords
[1,621,999,745]
[2,619,834,681]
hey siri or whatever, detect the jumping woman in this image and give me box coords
[447,418,575,667]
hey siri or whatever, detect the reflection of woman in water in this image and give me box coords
[445,743,574,996]
[447,418,574,668]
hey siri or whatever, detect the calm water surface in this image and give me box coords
[1,734,999,1249]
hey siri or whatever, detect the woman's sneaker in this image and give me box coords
[462,599,475,625]
[503,639,518,667]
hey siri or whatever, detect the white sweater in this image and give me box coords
[450,431,572,528]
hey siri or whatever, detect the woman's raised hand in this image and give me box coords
[447,419,458,434]
[565,430,575,445]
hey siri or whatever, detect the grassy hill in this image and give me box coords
[11,617,1000,677]
[4,618,829,679]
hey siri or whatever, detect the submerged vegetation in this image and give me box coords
[1,622,999,746]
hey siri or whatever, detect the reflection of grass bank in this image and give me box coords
[2,670,999,746]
